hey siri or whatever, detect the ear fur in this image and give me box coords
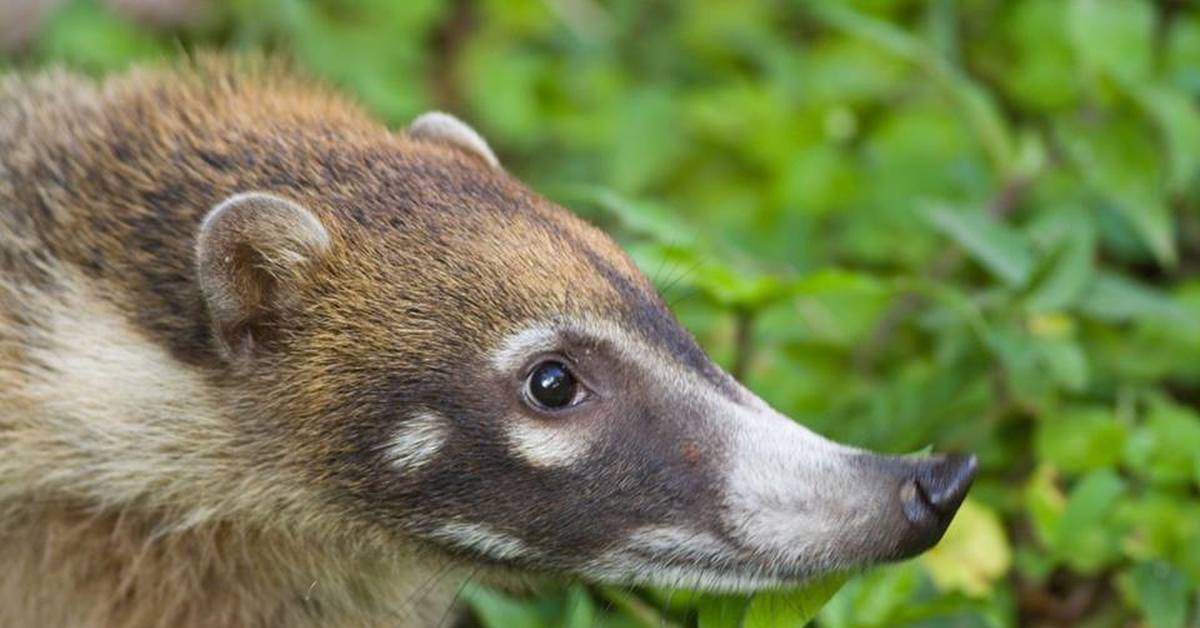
[407,111,500,168]
[195,192,330,358]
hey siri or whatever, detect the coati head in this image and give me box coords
[193,109,975,592]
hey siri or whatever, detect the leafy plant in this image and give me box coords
[5,0,1199,625]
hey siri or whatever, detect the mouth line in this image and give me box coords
[585,562,813,593]
[582,548,834,593]
[427,535,847,595]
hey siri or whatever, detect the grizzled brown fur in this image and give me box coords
[0,58,735,627]
[1,55,978,628]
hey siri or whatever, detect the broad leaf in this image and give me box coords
[1053,469,1127,573]
[743,573,849,628]
[920,499,1012,597]
[1120,562,1191,628]
[923,205,1034,286]
[463,583,548,628]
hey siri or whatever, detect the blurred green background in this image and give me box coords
[4,0,1199,626]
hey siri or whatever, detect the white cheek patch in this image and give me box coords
[503,416,594,468]
[384,412,448,472]
[432,522,531,561]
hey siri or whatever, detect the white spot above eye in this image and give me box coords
[384,412,448,471]
[433,522,530,561]
[490,324,558,373]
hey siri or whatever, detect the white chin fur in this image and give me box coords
[580,561,797,593]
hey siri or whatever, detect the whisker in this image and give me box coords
[436,566,481,628]
[662,254,712,309]
[649,238,673,287]
[384,556,459,621]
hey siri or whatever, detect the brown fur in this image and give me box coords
[0,56,979,626]
[0,57,669,627]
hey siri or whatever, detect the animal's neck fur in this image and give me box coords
[0,505,463,628]
[0,271,465,627]
[0,62,520,627]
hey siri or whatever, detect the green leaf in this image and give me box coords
[779,269,893,346]
[1115,494,1200,586]
[1024,465,1067,547]
[919,499,1012,597]
[1120,561,1191,628]
[1035,407,1127,474]
[1079,272,1185,322]
[922,205,1034,286]
[1130,83,1200,194]
[742,573,849,628]
[1036,338,1089,392]
[1056,120,1177,267]
[1053,469,1127,573]
[1000,0,1081,110]
[461,37,547,146]
[989,323,1052,403]
[1068,0,1154,82]
[271,0,442,122]
[818,563,923,628]
[1022,221,1097,313]
[1124,400,1200,488]
[560,186,698,246]
[609,87,686,193]
[560,584,596,628]
[462,582,548,628]
[808,3,1016,172]
[597,587,675,628]
[695,266,791,310]
[696,594,750,628]
[35,0,167,72]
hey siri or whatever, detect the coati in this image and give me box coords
[0,59,976,628]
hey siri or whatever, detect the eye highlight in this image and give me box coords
[525,361,581,410]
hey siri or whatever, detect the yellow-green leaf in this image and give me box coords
[919,498,1012,597]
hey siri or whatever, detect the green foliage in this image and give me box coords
[6,0,1200,625]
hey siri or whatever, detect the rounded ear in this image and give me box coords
[195,192,331,358]
[407,111,500,168]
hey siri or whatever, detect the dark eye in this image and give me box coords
[526,361,579,410]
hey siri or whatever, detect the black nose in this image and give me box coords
[910,453,977,516]
[894,454,977,557]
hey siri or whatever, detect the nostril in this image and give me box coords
[889,453,978,560]
[914,454,978,515]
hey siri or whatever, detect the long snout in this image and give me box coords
[719,396,978,576]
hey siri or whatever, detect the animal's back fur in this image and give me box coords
[0,60,478,628]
